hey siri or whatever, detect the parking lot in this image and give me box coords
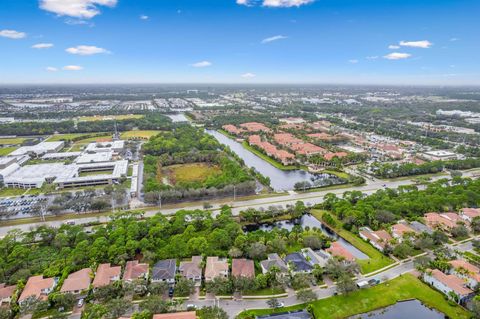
[0,195,49,220]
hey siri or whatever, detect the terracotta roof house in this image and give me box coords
[460,208,480,223]
[423,269,473,303]
[93,263,121,289]
[324,152,348,161]
[359,227,393,252]
[284,253,313,274]
[232,258,255,279]
[424,212,463,231]
[239,122,271,133]
[60,268,92,295]
[326,241,355,262]
[222,124,243,136]
[391,223,417,242]
[260,253,288,274]
[0,284,16,305]
[204,257,229,282]
[19,275,58,304]
[179,256,202,285]
[449,259,480,289]
[152,259,177,285]
[290,142,326,156]
[123,260,149,282]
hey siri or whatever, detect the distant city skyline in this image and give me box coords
[0,0,479,85]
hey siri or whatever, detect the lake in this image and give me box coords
[349,300,445,319]
[206,130,343,191]
[167,113,189,122]
[243,214,368,259]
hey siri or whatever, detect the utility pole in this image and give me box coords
[158,193,162,209]
[233,185,236,201]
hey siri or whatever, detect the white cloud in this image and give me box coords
[46,66,58,72]
[366,56,378,60]
[263,0,314,7]
[450,37,459,42]
[348,59,359,64]
[388,45,400,49]
[39,0,117,19]
[140,15,149,20]
[383,52,412,60]
[32,43,54,49]
[63,65,83,71]
[261,35,287,43]
[191,61,212,68]
[237,0,251,5]
[0,29,26,39]
[399,40,432,48]
[241,73,256,78]
[66,45,110,55]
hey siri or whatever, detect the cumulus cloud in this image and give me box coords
[39,0,117,19]
[383,52,412,60]
[237,0,314,7]
[388,45,400,49]
[32,43,54,49]
[140,15,149,20]
[0,29,26,39]
[348,59,359,64]
[46,66,58,72]
[63,65,83,71]
[191,61,212,68]
[261,35,287,43]
[241,72,256,78]
[66,45,110,55]
[399,40,432,48]
[263,0,314,7]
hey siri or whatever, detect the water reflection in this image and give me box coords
[349,300,445,319]
[206,130,342,191]
[243,214,368,260]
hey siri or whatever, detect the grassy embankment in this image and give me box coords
[238,274,470,319]
[311,210,393,274]
[77,114,144,122]
[0,147,17,156]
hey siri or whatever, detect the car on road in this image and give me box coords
[168,287,174,298]
[77,299,84,308]
[186,304,197,310]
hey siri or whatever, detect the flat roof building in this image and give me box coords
[10,141,64,156]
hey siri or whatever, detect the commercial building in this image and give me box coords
[84,140,124,154]
[421,150,458,161]
[10,141,64,157]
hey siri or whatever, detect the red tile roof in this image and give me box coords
[19,276,55,302]
[239,122,271,132]
[232,258,255,278]
[324,152,348,161]
[461,208,480,219]
[449,260,480,282]
[424,213,456,229]
[0,284,16,301]
[123,260,149,281]
[326,241,355,261]
[93,263,121,288]
[61,268,92,293]
[429,269,473,296]
[391,223,416,237]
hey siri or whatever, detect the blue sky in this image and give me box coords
[0,0,479,85]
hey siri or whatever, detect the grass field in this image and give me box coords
[77,114,144,122]
[79,169,113,177]
[120,130,162,139]
[163,163,221,185]
[239,274,469,319]
[0,187,27,197]
[311,210,393,274]
[323,170,350,179]
[46,133,92,142]
[0,137,28,145]
[0,147,18,156]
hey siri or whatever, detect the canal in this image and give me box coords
[349,300,445,319]
[206,130,340,191]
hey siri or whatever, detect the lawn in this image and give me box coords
[120,130,162,139]
[0,187,27,197]
[163,163,221,185]
[323,170,350,179]
[0,137,28,145]
[242,141,305,171]
[311,210,393,274]
[79,169,113,177]
[0,147,17,156]
[239,274,469,319]
[77,114,144,122]
[46,133,91,142]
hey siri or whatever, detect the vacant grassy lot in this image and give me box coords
[163,163,221,185]
[0,137,28,145]
[0,187,27,197]
[311,210,393,274]
[78,114,144,122]
[46,133,92,142]
[0,147,17,156]
[240,274,469,319]
[120,130,162,139]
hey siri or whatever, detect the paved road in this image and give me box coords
[1,170,478,237]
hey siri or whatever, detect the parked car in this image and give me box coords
[77,298,84,308]
[168,287,174,298]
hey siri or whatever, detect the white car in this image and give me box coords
[77,298,84,308]
[186,304,197,310]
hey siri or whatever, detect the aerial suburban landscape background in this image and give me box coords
[1,0,480,319]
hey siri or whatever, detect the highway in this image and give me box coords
[0,170,477,237]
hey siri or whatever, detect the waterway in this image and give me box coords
[243,214,368,259]
[349,300,444,319]
[206,130,341,191]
